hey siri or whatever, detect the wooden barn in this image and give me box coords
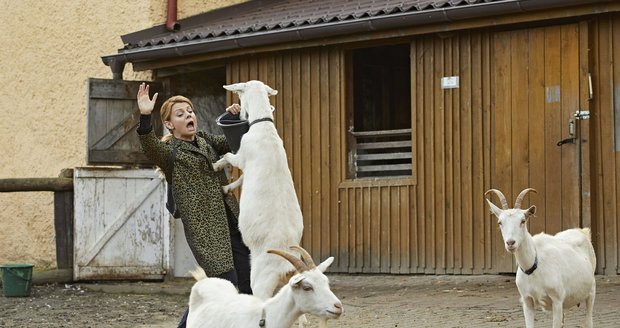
[95,0,620,276]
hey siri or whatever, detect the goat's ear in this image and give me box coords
[317,256,334,273]
[223,82,247,93]
[264,84,278,96]
[485,198,503,218]
[524,205,536,218]
[289,274,305,287]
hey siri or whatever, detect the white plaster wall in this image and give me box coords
[0,0,245,269]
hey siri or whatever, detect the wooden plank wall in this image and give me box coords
[228,32,496,274]
[409,32,493,274]
[227,15,620,275]
[590,13,620,275]
[227,49,346,269]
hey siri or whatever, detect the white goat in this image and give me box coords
[187,246,343,328]
[213,80,304,301]
[485,188,596,328]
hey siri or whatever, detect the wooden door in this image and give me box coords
[74,168,168,280]
[490,23,590,272]
[87,79,164,165]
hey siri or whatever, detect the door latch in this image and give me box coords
[574,110,590,120]
[557,137,575,146]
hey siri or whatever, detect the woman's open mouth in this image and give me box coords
[186,121,195,130]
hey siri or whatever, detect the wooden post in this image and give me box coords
[0,169,74,273]
[54,169,74,270]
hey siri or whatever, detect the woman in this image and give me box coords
[135,83,250,327]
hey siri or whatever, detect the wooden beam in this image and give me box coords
[0,178,73,192]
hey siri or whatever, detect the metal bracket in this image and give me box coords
[574,110,590,120]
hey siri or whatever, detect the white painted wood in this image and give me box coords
[74,168,169,281]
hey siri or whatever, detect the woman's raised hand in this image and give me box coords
[226,103,241,115]
[137,82,158,115]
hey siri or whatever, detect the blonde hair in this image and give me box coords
[160,95,194,142]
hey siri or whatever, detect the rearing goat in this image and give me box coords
[485,188,596,328]
[213,80,304,300]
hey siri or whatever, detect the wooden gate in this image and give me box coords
[74,168,169,280]
[490,22,591,272]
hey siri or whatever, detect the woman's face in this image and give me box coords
[165,102,198,141]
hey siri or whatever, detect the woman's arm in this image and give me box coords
[135,83,172,171]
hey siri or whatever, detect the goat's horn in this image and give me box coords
[267,249,308,272]
[514,188,537,209]
[290,245,316,269]
[484,189,509,210]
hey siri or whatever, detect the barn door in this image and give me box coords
[490,23,590,272]
[74,168,168,280]
[87,79,164,165]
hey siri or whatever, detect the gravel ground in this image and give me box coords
[1,274,619,327]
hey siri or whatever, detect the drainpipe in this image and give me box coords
[166,0,180,32]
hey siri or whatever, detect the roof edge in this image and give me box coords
[102,0,615,70]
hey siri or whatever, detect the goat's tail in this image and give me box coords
[189,267,208,281]
[580,227,592,242]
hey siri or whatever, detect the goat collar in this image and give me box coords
[258,307,266,327]
[249,117,274,127]
[520,254,538,275]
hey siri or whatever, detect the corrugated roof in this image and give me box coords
[102,0,613,74]
[121,0,502,50]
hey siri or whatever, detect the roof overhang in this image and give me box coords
[101,0,618,76]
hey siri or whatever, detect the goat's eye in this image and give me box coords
[521,219,526,225]
[302,285,313,292]
[498,221,502,226]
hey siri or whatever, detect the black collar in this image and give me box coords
[249,117,274,127]
[521,254,538,275]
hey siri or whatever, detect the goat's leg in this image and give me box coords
[522,297,536,328]
[297,314,309,328]
[222,174,243,194]
[212,156,229,171]
[584,285,595,328]
[551,300,564,328]
[214,152,243,171]
[250,254,281,300]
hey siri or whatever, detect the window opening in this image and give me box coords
[348,44,412,179]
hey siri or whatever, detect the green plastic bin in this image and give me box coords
[0,264,34,297]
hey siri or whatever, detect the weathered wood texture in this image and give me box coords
[87,79,164,165]
[226,15,620,274]
[489,23,588,272]
[0,178,73,192]
[73,168,168,280]
[590,13,620,275]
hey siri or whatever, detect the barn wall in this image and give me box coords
[228,49,346,268]
[590,13,620,275]
[228,15,620,275]
[227,36,497,274]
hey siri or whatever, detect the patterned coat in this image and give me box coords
[138,130,240,276]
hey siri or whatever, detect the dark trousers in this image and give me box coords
[178,205,252,327]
